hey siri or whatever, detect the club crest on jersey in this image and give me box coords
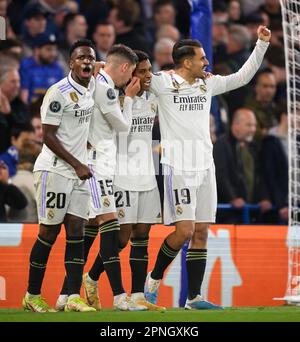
[199,84,207,93]
[47,209,55,220]
[151,102,156,113]
[107,88,116,100]
[70,91,79,102]
[118,209,125,218]
[103,197,110,207]
[118,95,125,110]
[49,101,61,113]
[176,206,183,215]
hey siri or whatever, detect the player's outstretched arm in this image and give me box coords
[211,25,271,96]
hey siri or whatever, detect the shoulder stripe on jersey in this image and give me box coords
[60,85,73,94]
[57,80,70,90]
[96,73,108,84]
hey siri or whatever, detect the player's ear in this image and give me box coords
[183,58,192,70]
[121,63,129,73]
[69,58,74,70]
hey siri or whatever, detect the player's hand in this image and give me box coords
[257,25,271,42]
[125,77,140,98]
[74,163,92,180]
[0,161,9,184]
[93,61,106,77]
[203,71,213,79]
[230,198,246,209]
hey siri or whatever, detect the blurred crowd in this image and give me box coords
[0,0,288,224]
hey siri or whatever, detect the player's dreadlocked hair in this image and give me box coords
[172,39,202,68]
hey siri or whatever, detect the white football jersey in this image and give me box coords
[88,70,133,177]
[114,92,158,191]
[34,72,95,178]
[150,39,269,171]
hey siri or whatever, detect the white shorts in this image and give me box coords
[163,164,217,225]
[88,165,116,219]
[34,171,90,225]
[114,185,162,225]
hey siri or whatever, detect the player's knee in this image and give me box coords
[39,224,61,243]
[178,227,194,241]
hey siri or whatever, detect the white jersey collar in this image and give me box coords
[67,72,95,95]
[97,69,115,88]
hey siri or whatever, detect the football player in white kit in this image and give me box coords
[82,50,165,311]
[144,26,272,309]
[22,39,97,312]
[81,44,142,311]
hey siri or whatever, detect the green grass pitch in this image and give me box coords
[0,307,300,322]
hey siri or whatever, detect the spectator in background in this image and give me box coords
[244,68,278,141]
[108,0,151,56]
[8,140,41,223]
[93,21,115,61]
[0,58,30,153]
[28,96,44,147]
[31,114,43,147]
[243,12,266,49]
[0,39,23,61]
[22,4,47,57]
[24,0,73,37]
[226,25,252,72]
[260,101,288,223]
[20,33,64,104]
[59,13,88,74]
[260,0,283,47]
[213,108,272,223]
[228,0,241,24]
[152,38,175,72]
[153,0,176,28]
[156,24,180,43]
[265,45,286,101]
[0,160,27,222]
[212,14,228,65]
[0,125,35,178]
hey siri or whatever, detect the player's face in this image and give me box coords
[189,47,209,79]
[133,59,152,92]
[70,46,96,85]
[116,63,136,88]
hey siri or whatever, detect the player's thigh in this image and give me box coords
[195,164,217,224]
[163,165,197,225]
[114,186,138,224]
[34,171,73,225]
[137,188,162,224]
[67,179,90,221]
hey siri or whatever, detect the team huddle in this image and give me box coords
[22,25,271,313]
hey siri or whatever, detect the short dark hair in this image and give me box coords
[107,44,138,65]
[154,0,174,14]
[112,0,140,27]
[69,39,96,58]
[11,125,35,139]
[134,50,150,63]
[255,67,274,83]
[172,39,202,68]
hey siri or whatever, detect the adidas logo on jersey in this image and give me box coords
[73,103,80,109]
